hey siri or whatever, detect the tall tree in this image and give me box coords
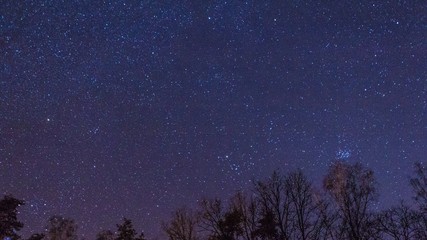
[323,162,378,240]
[253,209,277,240]
[316,196,340,240]
[116,218,145,240]
[162,207,199,240]
[45,216,78,240]
[0,195,25,240]
[254,171,292,240]
[410,162,427,238]
[410,162,427,209]
[198,198,243,240]
[285,170,322,240]
[198,198,224,239]
[229,192,260,240]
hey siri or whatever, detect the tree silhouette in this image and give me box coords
[376,202,418,240]
[323,162,378,240]
[96,230,115,240]
[315,196,339,240]
[254,171,292,240]
[229,192,260,240]
[409,162,427,238]
[116,218,145,240]
[253,170,327,240]
[413,212,427,240]
[285,170,322,240]
[217,208,243,240]
[253,209,277,240]
[0,195,25,240]
[410,162,427,209]
[4,161,427,240]
[45,215,78,240]
[198,198,223,239]
[198,198,244,240]
[162,207,199,240]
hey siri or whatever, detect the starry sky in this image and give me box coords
[0,0,426,238]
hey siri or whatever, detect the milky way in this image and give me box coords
[0,1,426,238]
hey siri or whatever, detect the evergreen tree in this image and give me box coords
[116,218,145,240]
[254,210,277,240]
[0,195,25,240]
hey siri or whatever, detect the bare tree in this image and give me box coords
[410,162,427,209]
[162,207,199,240]
[229,191,260,240]
[413,211,427,240]
[316,196,341,240]
[198,198,243,240]
[409,162,427,238]
[254,171,291,240]
[198,198,225,239]
[285,170,322,240]
[323,162,378,240]
[376,202,418,240]
[408,162,427,238]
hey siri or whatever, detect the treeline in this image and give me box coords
[0,198,146,240]
[1,162,426,240]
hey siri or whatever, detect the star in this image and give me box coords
[0,1,425,238]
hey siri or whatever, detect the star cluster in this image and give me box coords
[0,0,426,238]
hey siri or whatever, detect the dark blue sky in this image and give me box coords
[1,0,426,238]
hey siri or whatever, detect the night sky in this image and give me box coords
[1,0,426,238]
